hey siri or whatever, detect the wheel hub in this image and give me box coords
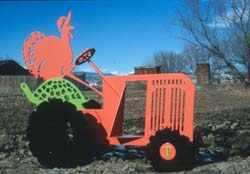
[159,142,176,160]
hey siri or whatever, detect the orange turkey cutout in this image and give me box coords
[22,11,75,80]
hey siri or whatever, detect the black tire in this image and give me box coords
[147,128,196,172]
[26,99,96,168]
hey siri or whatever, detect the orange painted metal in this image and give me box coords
[23,11,75,80]
[82,58,195,145]
[22,11,195,147]
[83,69,194,145]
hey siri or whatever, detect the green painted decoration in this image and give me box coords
[20,78,89,110]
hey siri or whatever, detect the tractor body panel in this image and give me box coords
[82,73,195,146]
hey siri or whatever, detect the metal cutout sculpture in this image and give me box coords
[20,78,89,110]
[21,11,196,172]
[23,11,75,80]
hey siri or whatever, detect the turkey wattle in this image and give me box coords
[22,11,75,80]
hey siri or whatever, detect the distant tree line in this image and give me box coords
[147,0,250,86]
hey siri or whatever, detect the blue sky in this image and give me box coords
[0,0,187,75]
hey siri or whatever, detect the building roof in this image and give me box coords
[0,60,11,66]
[134,65,161,69]
[0,59,30,75]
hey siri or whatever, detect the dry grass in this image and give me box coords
[195,87,250,113]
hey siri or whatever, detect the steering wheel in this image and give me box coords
[75,48,95,65]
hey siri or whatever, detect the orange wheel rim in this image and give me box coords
[159,142,176,160]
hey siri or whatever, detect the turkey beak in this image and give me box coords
[65,11,72,25]
[66,11,74,38]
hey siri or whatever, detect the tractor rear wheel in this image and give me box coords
[147,128,196,172]
[26,99,93,168]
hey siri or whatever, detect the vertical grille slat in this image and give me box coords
[154,88,158,130]
[170,87,174,129]
[174,88,178,130]
[150,91,154,130]
[162,88,166,128]
[158,88,162,130]
[178,88,183,131]
[182,90,186,131]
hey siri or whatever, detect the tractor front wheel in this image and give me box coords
[147,128,196,172]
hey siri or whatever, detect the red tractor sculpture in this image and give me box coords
[21,12,196,172]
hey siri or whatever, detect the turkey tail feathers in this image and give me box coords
[22,32,46,78]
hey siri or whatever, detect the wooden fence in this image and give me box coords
[0,75,38,94]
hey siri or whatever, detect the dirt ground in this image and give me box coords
[1,85,250,173]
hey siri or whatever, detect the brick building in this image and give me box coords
[134,66,161,75]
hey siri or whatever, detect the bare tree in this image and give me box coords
[182,44,226,83]
[178,0,250,86]
[147,51,188,73]
[182,45,210,74]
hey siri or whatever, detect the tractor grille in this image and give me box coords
[149,79,186,132]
